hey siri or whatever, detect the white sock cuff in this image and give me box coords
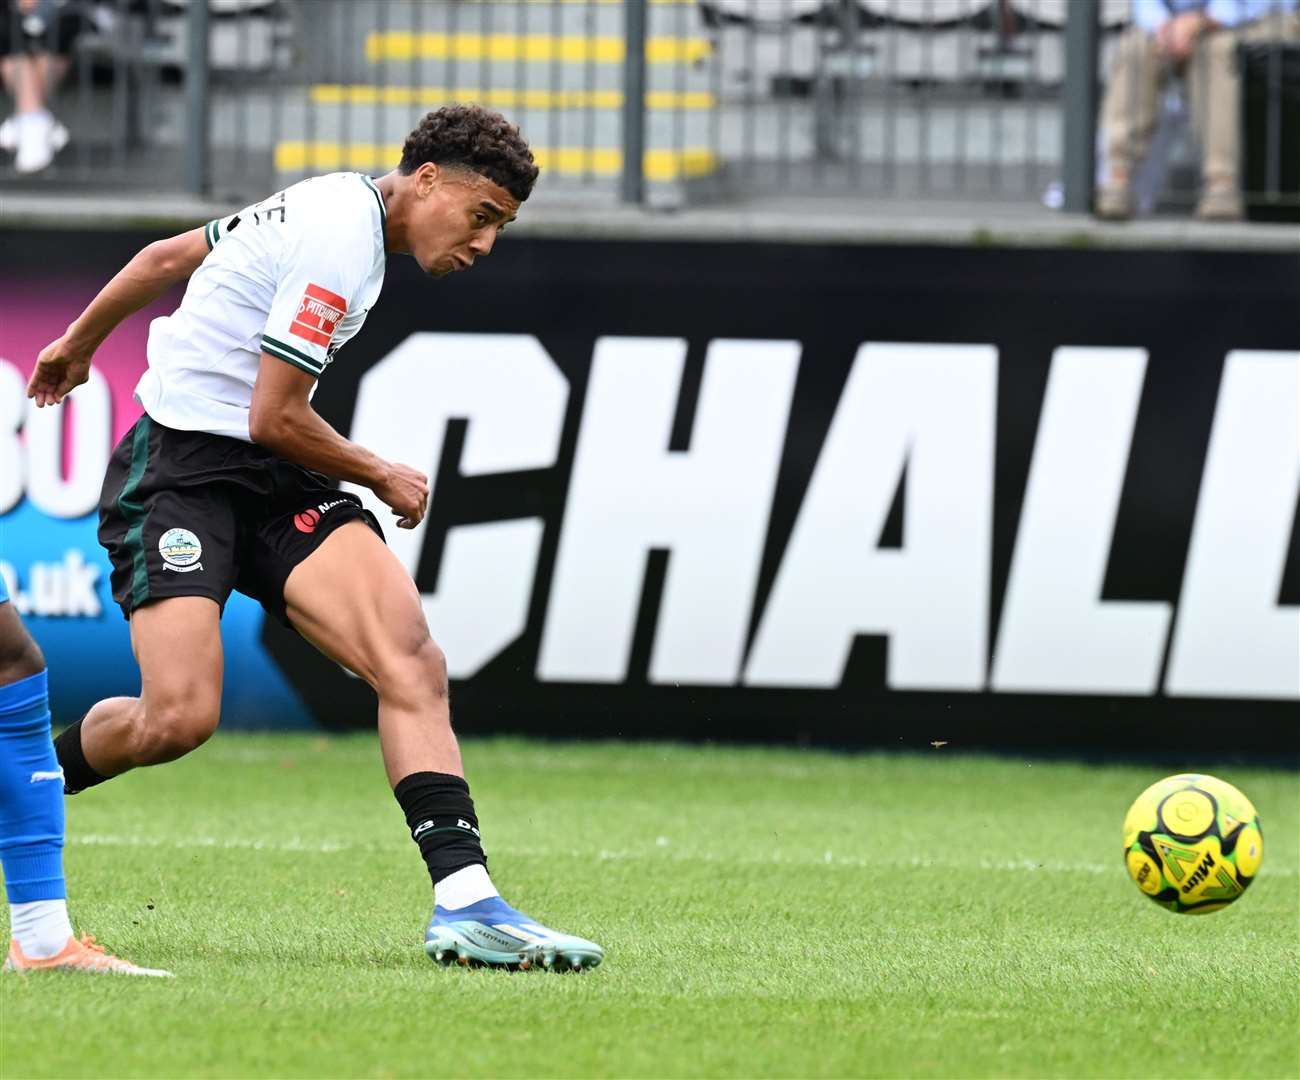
[9,899,73,959]
[434,864,499,911]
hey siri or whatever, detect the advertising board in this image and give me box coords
[2,229,1296,753]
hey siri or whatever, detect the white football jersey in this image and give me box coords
[135,171,388,441]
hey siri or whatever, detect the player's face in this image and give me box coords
[407,166,520,278]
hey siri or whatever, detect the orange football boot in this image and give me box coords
[4,934,172,976]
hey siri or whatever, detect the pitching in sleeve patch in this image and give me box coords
[291,283,348,348]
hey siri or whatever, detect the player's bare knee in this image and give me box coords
[418,637,449,699]
[0,607,45,685]
[399,637,448,699]
[0,638,45,686]
[373,629,448,705]
[138,699,220,762]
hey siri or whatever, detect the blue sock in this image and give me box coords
[0,670,67,903]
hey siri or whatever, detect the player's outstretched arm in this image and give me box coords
[26,227,211,407]
[249,353,430,529]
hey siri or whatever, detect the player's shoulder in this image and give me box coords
[210,173,379,253]
[294,172,384,230]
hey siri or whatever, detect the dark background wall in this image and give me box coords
[2,228,1297,758]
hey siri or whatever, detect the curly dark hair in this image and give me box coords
[398,104,539,202]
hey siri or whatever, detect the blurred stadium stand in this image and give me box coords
[0,0,1296,224]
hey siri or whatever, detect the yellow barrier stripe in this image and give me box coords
[308,85,714,110]
[645,91,715,110]
[364,32,712,64]
[273,142,718,181]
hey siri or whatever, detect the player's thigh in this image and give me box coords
[129,596,224,726]
[98,417,242,621]
[281,520,437,689]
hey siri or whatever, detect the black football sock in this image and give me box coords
[53,718,111,795]
[393,771,488,889]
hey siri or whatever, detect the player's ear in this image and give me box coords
[414,162,440,197]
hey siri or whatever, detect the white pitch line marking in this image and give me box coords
[66,834,1299,877]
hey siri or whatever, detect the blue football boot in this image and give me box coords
[424,896,603,972]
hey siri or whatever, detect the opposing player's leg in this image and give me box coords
[0,589,169,976]
[281,520,602,971]
[54,597,224,791]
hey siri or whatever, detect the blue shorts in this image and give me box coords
[0,572,8,605]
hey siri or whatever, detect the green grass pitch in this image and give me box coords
[2,735,1297,1079]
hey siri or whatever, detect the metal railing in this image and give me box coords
[0,0,294,196]
[704,0,1108,201]
[1,0,1295,220]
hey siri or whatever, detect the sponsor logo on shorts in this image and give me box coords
[29,768,64,784]
[293,498,352,534]
[291,283,347,348]
[158,528,203,573]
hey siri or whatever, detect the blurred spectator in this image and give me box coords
[1096,0,1300,221]
[0,0,88,174]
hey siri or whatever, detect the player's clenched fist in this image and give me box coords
[27,334,93,407]
[375,463,429,529]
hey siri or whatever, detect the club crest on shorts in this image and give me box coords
[158,528,203,572]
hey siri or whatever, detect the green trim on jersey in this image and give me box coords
[262,335,324,376]
[204,219,222,250]
[265,350,321,378]
[261,332,325,371]
[118,417,154,609]
[361,175,387,231]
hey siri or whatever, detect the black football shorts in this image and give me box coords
[98,414,384,626]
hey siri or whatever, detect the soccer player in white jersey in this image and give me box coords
[26,105,602,972]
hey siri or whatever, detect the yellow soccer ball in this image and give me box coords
[1123,773,1263,914]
